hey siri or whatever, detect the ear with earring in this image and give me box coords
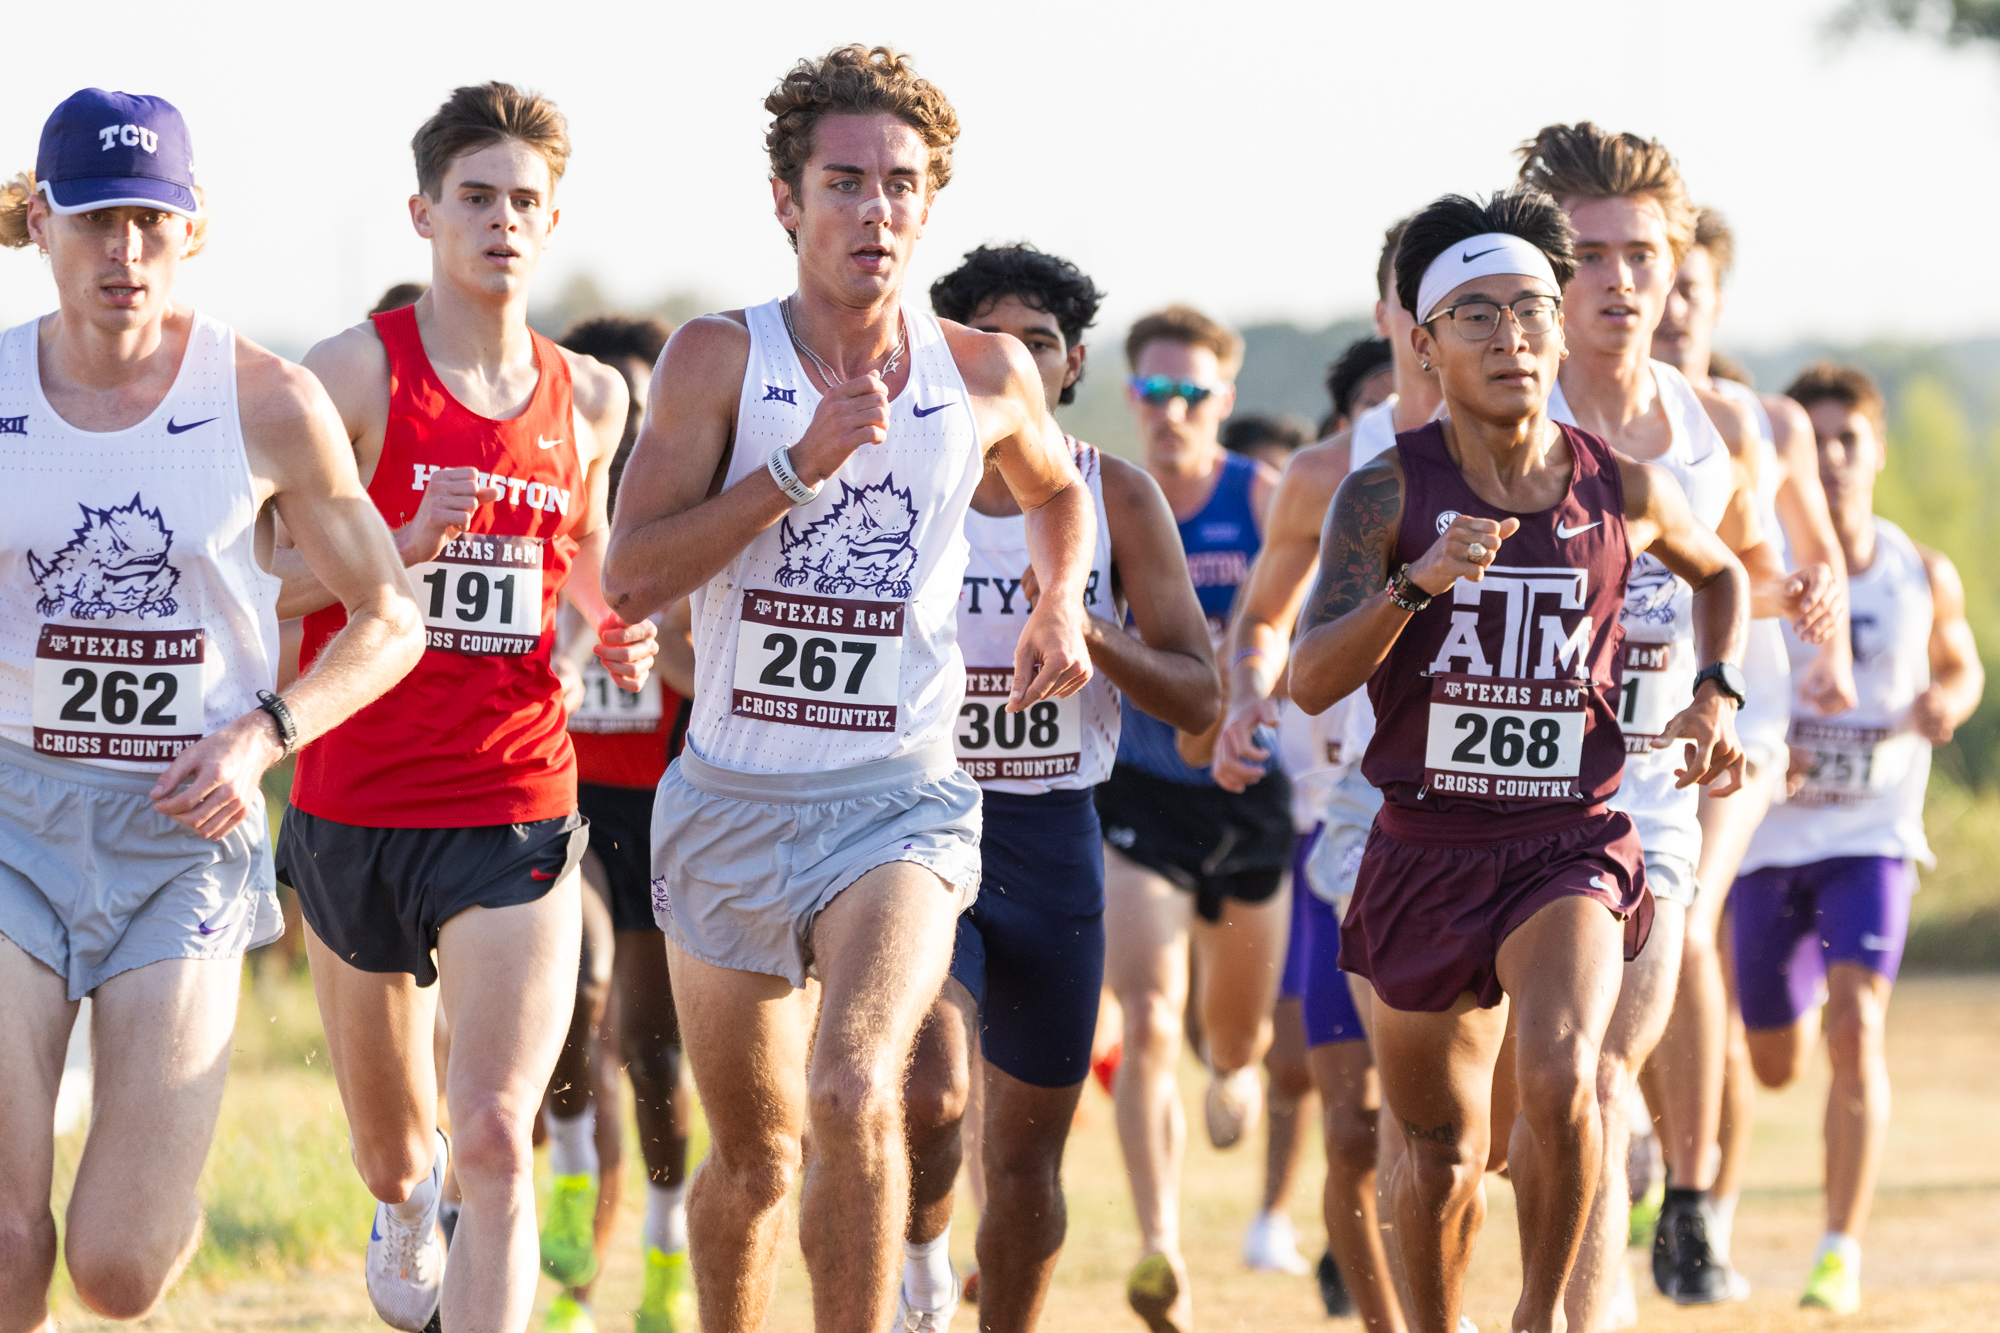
[1420,360,1431,371]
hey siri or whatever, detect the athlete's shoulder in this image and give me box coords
[234,330,341,434]
[1762,389,1812,446]
[301,319,389,409]
[659,311,751,376]
[554,344,628,427]
[1691,381,1757,457]
[937,317,1037,397]
[1911,537,1966,615]
[1278,428,1357,502]
[1098,450,1170,518]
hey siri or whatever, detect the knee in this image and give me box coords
[620,1029,683,1093]
[903,1051,969,1143]
[1323,1107,1378,1179]
[450,1097,538,1196]
[1400,1135,1486,1212]
[1518,1041,1599,1134]
[1122,991,1182,1059]
[354,1133,436,1204]
[1824,1006,1883,1073]
[984,1138,1065,1213]
[1746,1031,1805,1090]
[704,1134,801,1214]
[808,1059,902,1139]
[0,1208,57,1292]
[66,1229,173,1320]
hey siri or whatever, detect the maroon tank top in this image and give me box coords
[1362,420,1632,831]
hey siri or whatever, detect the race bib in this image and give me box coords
[954,666,1081,782]
[1789,718,1914,807]
[1424,673,1586,801]
[409,535,544,656]
[1614,639,1694,752]
[731,589,903,732]
[32,625,206,764]
[570,652,664,735]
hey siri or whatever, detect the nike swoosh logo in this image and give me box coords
[912,402,952,418]
[1460,247,1502,262]
[1589,874,1616,893]
[1556,520,1603,539]
[370,1217,382,1242]
[197,912,231,936]
[535,436,563,450]
[530,867,557,880]
[166,416,217,434]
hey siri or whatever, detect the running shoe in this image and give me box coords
[1127,1253,1188,1333]
[1628,1178,1663,1249]
[1241,1210,1311,1275]
[1604,1263,1638,1330]
[892,1261,959,1332]
[539,1172,601,1286]
[1315,1249,1354,1317]
[961,1267,980,1306]
[1800,1249,1861,1314]
[635,1245,697,1333]
[1650,1191,1684,1298]
[544,1294,597,1333]
[1668,1199,1734,1306]
[366,1129,448,1332]
[1203,1066,1264,1150]
[1092,1040,1123,1095]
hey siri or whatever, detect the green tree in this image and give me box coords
[1834,0,2000,44]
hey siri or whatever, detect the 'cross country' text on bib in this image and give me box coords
[955,666,1080,782]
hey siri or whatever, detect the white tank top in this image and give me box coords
[1707,375,1793,758]
[1744,518,1934,870]
[954,437,1118,793]
[686,300,984,774]
[1550,360,1732,865]
[0,312,279,772]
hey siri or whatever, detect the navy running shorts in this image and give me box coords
[949,787,1105,1088]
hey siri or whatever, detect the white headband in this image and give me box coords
[1415,233,1559,323]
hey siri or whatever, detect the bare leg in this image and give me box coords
[1564,902,1685,1332]
[1713,914,1756,1208]
[1260,999,1316,1218]
[977,1064,1088,1333]
[1350,971,1416,1318]
[1191,887,1288,1076]
[1498,897,1626,1333]
[1103,847,1194,1309]
[1309,1037,1405,1333]
[796,863,960,1333]
[0,939,78,1330]
[905,981,977,1248]
[615,931,690,1189]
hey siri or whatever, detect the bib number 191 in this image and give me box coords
[408,535,544,656]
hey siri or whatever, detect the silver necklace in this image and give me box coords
[781,295,905,388]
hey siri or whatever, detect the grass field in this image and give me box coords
[39,785,2000,1331]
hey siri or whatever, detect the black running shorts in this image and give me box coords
[576,783,658,934]
[277,807,587,986]
[1094,763,1295,921]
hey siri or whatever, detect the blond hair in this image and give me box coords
[1515,123,1696,264]
[1126,305,1244,379]
[0,171,208,255]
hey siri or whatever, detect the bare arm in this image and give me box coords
[150,346,424,837]
[1767,392,1857,712]
[559,352,657,692]
[1622,455,1749,792]
[1289,454,1415,715]
[1911,545,1983,743]
[1211,436,1352,790]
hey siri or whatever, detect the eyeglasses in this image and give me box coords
[1131,376,1218,407]
[1427,296,1562,342]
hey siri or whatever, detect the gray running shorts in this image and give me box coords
[1645,849,1700,909]
[651,741,981,988]
[0,735,280,1000]
[1304,768,1384,907]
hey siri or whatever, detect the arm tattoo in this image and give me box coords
[1298,459,1403,635]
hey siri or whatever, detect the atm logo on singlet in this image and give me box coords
[1428,564,1594,680]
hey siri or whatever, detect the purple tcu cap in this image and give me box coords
[36,88,199,218]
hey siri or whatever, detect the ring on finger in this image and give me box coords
[1467,541,1488,560]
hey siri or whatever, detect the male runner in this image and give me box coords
[892,242,1217,1332]
[1644,203,1856,1296]
[1090,302,1286,1333]
[601,47,1094,1333]
[534,314,697,1333]
[277,83,659,1333]
[1213,218,1441,1333]
[1221,414,1311,472]
[1289,186,1750,1333]
[1320,334,1395,438]
[1515,122,1844,1321]
[1733,362,1980,1314]
[0,89,422,1327]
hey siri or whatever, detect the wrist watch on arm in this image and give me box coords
[1693,661,1748,709]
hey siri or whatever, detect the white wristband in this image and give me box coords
[766,444,819,506]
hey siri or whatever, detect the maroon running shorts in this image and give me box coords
[1337,801,1652,1013]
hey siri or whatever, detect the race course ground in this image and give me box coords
[43,972,2000,1332]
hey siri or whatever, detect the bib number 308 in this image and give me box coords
[955,667,1080,781]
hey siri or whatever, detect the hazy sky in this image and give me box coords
[3,0,1995,355]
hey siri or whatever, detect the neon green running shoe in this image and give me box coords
[1630,1179,1664,1249]
[636,1245,698,1333]
[538,1173,601,1286]
[1800,1248,1861,1314]
[543,1294,597,1333]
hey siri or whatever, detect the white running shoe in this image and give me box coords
[367,1129,448,1332]
[891,1263,959,1332]
[1241,1210,1311,1274]
[1604,1261,1639,1330]
[1204,1066,1264,1149]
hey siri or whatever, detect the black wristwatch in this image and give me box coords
[256,689,298,758]
[1386,564,1433,613]
[1692,662,1748,709]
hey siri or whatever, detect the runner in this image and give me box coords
[1212,217,1442,1333]
[1288,185,1750,1333]
[1090,302,1287,1333]
[1516,121,1844,1322]
[533,314,697,1333]
[1321,334,1395,438]
[1221,414,1312,472]
[893,242,1216,1332]
[601,47,1094,1333]
[0,89,422,1327]
[1733,362,1981,1315]
[276,83,659,1333]
[1644,203,1856,1298]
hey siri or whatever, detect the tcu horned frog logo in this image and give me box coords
[777,475,920,599]
[28,495,182,620]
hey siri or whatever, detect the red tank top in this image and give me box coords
[292,305,587,828]
[1362,420,1631,831]
[572,687,687,789]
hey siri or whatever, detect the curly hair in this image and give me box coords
[929,244,1102,405]
[0,170,210,255]
[412,82,570,201]
[1515,122,1696,265]
[1393,187,1577,320]
[1325,336,1393,423]
[765,45,960,200]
